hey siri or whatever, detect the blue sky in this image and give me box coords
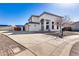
[0,3,79,25]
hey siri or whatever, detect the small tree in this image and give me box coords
[56,16,72,38]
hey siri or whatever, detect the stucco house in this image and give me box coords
[25,12,63,32]
[13,25,24,31]
[71,21,79,31]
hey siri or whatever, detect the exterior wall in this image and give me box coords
[25,13,62,32]
[28,24,41,31]
[39,13,60,21]
[31,17,39,23]
[42,20,60,31]
[25,25,29,31]
[29,18,32,22]
[71,23,79,30]
[25,23,41,32]
[39,14,62,31]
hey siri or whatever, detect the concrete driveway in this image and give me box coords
[1,31,79,56]
[0,33,26,56]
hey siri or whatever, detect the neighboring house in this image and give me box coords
[71,21,79,31]
[63,22,73,31]
[13,25,24,31]
[25,12,63,32]
[0,25,12,31]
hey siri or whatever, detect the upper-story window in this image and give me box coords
[52,22,54,24]
[41,19,44,24]
[46,21,49,24]
[46,20,50,25]
[52,22,54,29]
[45,20,50,30]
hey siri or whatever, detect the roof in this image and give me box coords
[25,23,28,25]
[29,22,40,24]
[25,12,63,25]
[25,22,40,25]
[72,21,79,25]
[28,15,39,21]
[28,12,63,21]
[15,25,24,27]
[40,12,63,18]
[31,15,39,17]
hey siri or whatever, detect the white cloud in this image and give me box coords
[53,3,78,9]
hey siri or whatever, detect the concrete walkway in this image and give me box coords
[1,31,79,56]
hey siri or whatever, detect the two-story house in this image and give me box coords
[25,12,63,32]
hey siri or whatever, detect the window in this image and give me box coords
[52,22,54,24]
[57,25,59,29]
[52,25,54,29]
[46,22,49,24]
[57,22,59,29]
[46,25,49,30]
[41,19,44,24]
[52,22,54,29]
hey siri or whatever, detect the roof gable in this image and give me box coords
[40,12,63,18]
[25,12,64,25]
[28,12,63,21]
[72,21,79,25]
